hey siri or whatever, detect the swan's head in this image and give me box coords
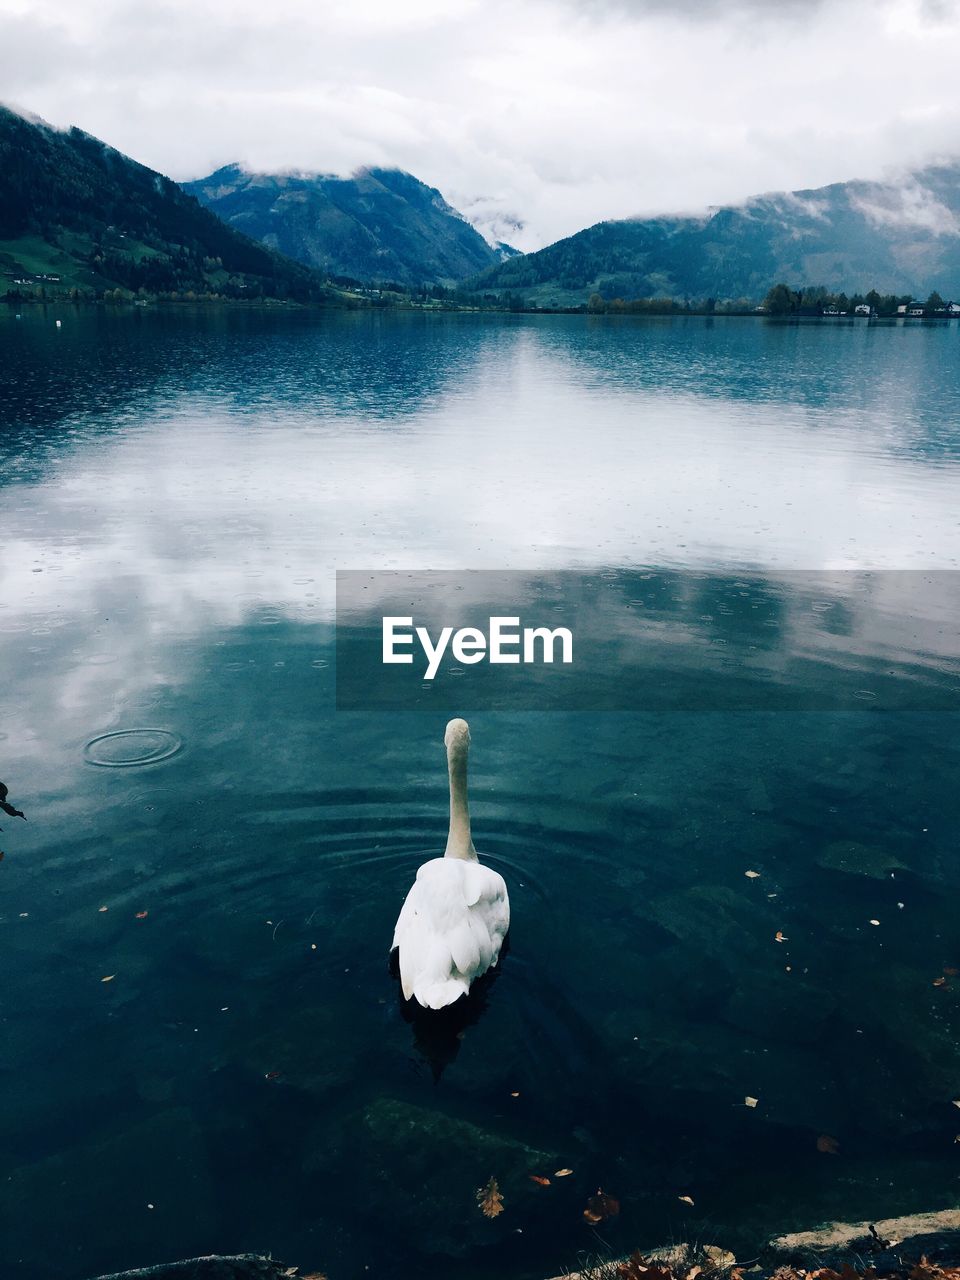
[444,717,471,759]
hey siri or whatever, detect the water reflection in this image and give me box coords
[539,314,960,464]
[394,950,507,1083]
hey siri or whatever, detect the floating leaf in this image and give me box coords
[98,906,108,913]
[554,1168,574,1177]
[101,974,115,983]
[529,1174,551,1186]
[679,1193,695,1206]
[869,919,880,927]
[744,1096,759,1108]
[477,1176,505,1218]
[510,1091,520,1098]
[135,910,148,919]
[583,1189,619,1224]
[933,977,948,988]
[816,1134,840,1154]
[744,870,760,879]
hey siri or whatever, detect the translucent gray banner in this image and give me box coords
[335,569,960,711]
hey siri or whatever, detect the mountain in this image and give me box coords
[476,162,960,307]
[185,164,509,287]
[0,105,337,302]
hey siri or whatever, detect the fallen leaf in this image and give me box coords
[679,1193,695,1206]
[98,906,108,912]
[617,1253,674,1280]
[933,977,948,987]
[135,910,148,919]
[869,919,880,927]
[101,974,115,983]
[554,1168,574,1177]
[774,931,788,943]
[907,1261,952,1280]
[477,1176,505,1219]
[744,1096,759,1108]
[816,1134,840,1154]
[583,1189,620,1224]
[529,1174,551,1186]
[510,1091,520,1098]
[745,870,760,879]
[703,1246,737,1268]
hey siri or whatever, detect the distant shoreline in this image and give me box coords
[4,297,960,322]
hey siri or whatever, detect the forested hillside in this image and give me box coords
[0,106,339,302]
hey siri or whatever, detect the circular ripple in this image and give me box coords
[84,728,183,768]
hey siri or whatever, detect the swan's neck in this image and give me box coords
[444,743,476,860]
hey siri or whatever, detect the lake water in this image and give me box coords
[2,307,960,1280]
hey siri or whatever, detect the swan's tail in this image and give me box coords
[413,976,470,1010]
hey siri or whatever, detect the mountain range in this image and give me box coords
[184,164,512,288]
[0,105,339,302]
[475,162,960,306]
[4,99,960,307]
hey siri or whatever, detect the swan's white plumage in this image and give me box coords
[390,718,510,1010]
[392,858,510,1008]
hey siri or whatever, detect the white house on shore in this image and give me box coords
[900,299,960,317]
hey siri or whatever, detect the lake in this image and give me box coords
[2,307,960,1280]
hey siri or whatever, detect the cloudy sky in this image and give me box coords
[1,0,959,249]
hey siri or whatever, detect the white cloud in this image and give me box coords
[1,0,960,247]
[849,183,960,236]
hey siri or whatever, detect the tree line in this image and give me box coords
[762,283,954,317]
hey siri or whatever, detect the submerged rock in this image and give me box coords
[642,885,774,961]
[816,840,905,880]
[1,1107,216,1279]
[719,968,837,1044]
[91,1258,294,1279]
[305,1096,558,1255]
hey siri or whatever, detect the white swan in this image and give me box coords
[391,718,510,1010]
